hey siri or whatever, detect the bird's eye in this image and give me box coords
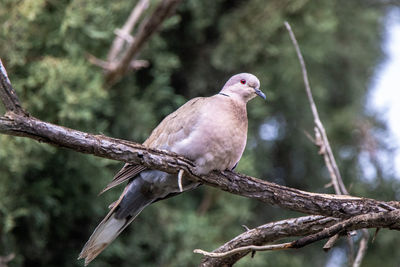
[240,79,246,84]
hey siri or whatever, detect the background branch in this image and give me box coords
[284,21,369,266]
[107,0,150,63]
[284,21,347,196]
[104,0,182,85]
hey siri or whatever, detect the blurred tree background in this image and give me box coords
[1,0,400,266]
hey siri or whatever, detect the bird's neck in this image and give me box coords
[218,90,250,105]
[218,92,230,97]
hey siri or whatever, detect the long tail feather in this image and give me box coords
[78,178,152,265]
[78,215,126,265]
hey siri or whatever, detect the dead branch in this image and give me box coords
[104,0,182,85]
[353,229,370,267]
[323,233,340,251]
[284,21,369,265]
[197,210,400,264]
[107,0,150,63]
[284,21,347,196]
[199,215,340,266]
[195,243,293,258]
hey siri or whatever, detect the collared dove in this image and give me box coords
[78,73,265,265]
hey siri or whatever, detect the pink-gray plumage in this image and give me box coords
[78,73,265,265]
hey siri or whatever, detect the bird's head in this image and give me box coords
[220,73,265,103]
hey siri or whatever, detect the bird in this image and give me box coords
[78,73,265,265]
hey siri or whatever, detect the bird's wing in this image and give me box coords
[99,164,147,195]
[143,97,206,149]
[100,97,207,194]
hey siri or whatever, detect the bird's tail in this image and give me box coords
[78,178,153,266]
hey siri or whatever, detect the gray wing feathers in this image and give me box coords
[114,178,153,219]
[99,164,147,195]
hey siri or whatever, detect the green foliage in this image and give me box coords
[1,0,399,266]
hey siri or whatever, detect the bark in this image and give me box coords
[1,112,399,219]
[199,210,400,266]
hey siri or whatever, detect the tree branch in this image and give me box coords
[284,22,347,196]
[284,21,370,266]
[107,0,150,63]
[197,210,400,265]
[104,0,182,85]
[2,111,399,218]
[353,229,369,267]
[199,215,340,266]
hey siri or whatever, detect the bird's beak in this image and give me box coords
[254,88,266,100]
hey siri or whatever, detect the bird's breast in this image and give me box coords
[172,100,248,174]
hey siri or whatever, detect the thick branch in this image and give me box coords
[105,0,182,85]
[0,113,399,219]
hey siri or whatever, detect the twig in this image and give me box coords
[242,225,250,231]
[347,233,355,266]
[87,54,149,71]
[87,54,114,70]
[353,229,369,267]
[323,233,340,251]
[194,242,293,258]
[372,228,380,243]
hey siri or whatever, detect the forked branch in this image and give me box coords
[104,0,182,85]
